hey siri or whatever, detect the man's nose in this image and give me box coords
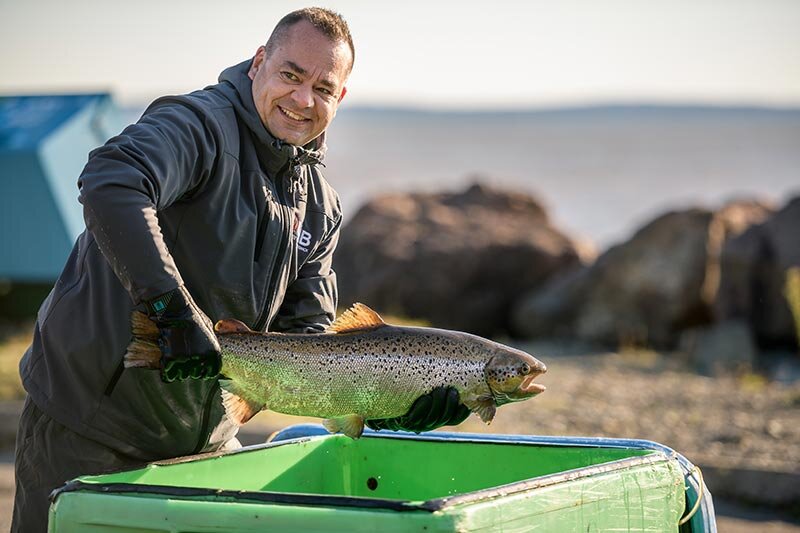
[292,84,314,109]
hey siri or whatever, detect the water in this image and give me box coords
[125,104,800,249]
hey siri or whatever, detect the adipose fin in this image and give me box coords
[215,319,254,334]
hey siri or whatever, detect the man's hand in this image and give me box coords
[366,386,471,433]
[146,285,221,382]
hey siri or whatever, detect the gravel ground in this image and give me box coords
[470,344,800,474]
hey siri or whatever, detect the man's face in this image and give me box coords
[249,20,351,147]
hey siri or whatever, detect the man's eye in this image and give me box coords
[317,87,332,97]
[282,72,300,82]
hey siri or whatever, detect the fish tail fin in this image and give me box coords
[124,311,162,369]
[323,414,365,439]
[220,379,264,425]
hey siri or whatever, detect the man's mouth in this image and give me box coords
[279,106,309,122]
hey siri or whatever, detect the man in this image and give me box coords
[13,8,467,531]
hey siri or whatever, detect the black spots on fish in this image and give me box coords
[487,363,522,384]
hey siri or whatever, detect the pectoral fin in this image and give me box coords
[219,379,264,425]
[463,393,497,424]
[323,414,365,439]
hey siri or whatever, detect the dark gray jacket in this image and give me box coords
[19,60,342,460]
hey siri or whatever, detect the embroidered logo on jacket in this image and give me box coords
[297,229,312,253]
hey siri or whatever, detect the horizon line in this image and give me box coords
[4,91,799,114]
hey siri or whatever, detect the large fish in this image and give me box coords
[125,303,546,438]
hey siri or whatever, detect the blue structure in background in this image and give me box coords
[0,94,127,282]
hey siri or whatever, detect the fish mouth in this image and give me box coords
[519,373,546,395]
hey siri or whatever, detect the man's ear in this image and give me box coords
[338,86,347,103]
[248,46,266,80]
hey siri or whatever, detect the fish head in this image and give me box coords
[484,345,547,405]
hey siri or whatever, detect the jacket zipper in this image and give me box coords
[194,164,292,453]
[253,182,274,261]
[253,161,296,332]
[192,380,220,454]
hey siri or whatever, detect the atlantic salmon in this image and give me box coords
[125,303,546,438]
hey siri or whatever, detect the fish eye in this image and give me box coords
[520,363,530,374]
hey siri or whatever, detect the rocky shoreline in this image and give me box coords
[334,183,800,376]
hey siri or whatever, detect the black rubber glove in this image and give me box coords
[365,386,471,433]
[145,285,221,383]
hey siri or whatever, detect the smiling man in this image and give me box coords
[13,8,466,532]
[250,17,351,146]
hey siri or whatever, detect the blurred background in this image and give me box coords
[1,0,799,530]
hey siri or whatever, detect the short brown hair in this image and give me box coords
[265,7,354,72]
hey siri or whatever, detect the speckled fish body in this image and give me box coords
[214,303,546,438]
[125,303,546,439]
[219,325,496,420]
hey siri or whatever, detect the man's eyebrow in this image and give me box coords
[283,60,337,89]
[284,61,307,76]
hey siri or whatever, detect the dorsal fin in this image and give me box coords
[215,319,253,334]
[327,303,386,333]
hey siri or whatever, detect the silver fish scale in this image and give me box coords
[219,326,494,420]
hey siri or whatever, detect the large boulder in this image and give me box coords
[333,183,589,336]
[715,196,800,349]
[512,200,774,348]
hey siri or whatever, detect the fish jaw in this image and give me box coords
[517,373,547,396]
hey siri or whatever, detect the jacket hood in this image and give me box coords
[214,60,326,172]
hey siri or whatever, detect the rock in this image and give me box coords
[715,196,800,349]
[333,183,587,335]
[701,199,777,304]
[679,320,758,376]
[513,200,774,348]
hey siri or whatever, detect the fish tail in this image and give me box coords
[124,311,162,369]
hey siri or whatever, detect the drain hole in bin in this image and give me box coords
[367,477,378,491]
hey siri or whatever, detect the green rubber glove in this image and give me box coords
[146,285,222,383]
[365,386,471,433]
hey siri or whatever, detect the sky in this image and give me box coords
[1,0,799,109]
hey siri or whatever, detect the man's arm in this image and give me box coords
[79,101,220,303]
[270,215,342,333]
[79,100,223,381]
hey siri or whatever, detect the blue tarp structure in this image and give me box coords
[0,94,127,282]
